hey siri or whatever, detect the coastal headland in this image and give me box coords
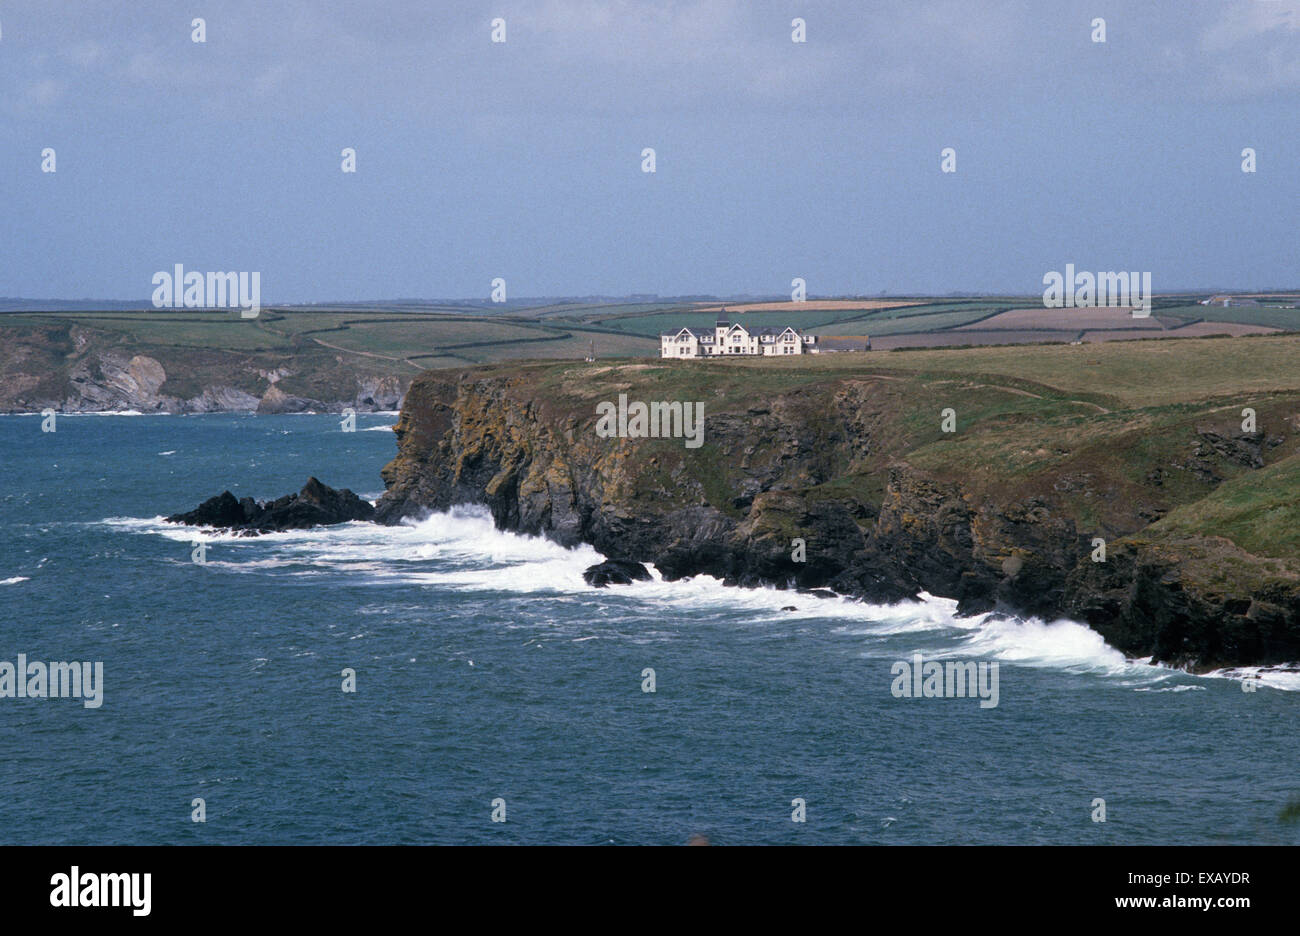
[372,334,1300,671]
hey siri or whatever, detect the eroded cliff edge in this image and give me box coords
[374,343,1300,671]
[0,323,407,413]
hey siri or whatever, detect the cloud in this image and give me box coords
[1198,0,1300,94]
[1200,0,1299,51]
[4,0,1299,129]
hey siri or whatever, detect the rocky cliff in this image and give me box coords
[0,323,407,413]
[375,350,1300,671]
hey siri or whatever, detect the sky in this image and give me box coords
[1,0,1297,301]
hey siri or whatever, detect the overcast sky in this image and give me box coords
[1,0,1297,301]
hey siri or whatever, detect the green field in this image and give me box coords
[0,311,290,350]
[585,301,1015,339]
[1158,302,1300,330]
[859,333,1300,408]
[0,306,658,368]
[1,294,1294,373]
[815,305,1009,335]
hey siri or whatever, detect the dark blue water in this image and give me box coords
[0,414,1296,844]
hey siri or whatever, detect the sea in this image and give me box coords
[1,413,1296,845]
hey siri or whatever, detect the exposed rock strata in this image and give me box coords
[0,324,407,413]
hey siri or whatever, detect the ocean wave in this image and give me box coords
[1135,684,1207,693]
[101,505,1296,689]
[942,614,1142,676]
[1203,666,1300,693]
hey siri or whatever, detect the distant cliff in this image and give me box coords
[0,323,407,413]
[375,346,1300,671]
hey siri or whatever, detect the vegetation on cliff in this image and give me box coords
[375,334,1300,670]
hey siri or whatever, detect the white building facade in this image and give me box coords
[660,316,818,358]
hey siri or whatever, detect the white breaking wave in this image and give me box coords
[104,506,603,570]
[941,614,1151,678]
[1203,666,1300,693]
[103,505,1296,689]
[1135,685,1206,693]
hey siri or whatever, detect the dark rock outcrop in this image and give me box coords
[1062,538,1300,671]
[168,477,375,534]
[583,559,652,587]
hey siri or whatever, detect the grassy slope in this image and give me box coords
[1150,456,1300,559]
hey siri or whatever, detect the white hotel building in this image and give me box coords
[660,314,818,358]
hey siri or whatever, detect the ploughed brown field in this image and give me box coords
[872,331,1069,349]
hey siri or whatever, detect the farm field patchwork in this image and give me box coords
[1,296,1294,380]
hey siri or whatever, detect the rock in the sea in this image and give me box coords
[257,384,322,414]
[583,559,652,587]
[798,588,839,599]
[167,477,375,534]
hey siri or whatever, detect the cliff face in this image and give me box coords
[0,324,408,413]
[375,355,1300,671]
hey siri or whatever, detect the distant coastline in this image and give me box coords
[1,296,1295,413]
